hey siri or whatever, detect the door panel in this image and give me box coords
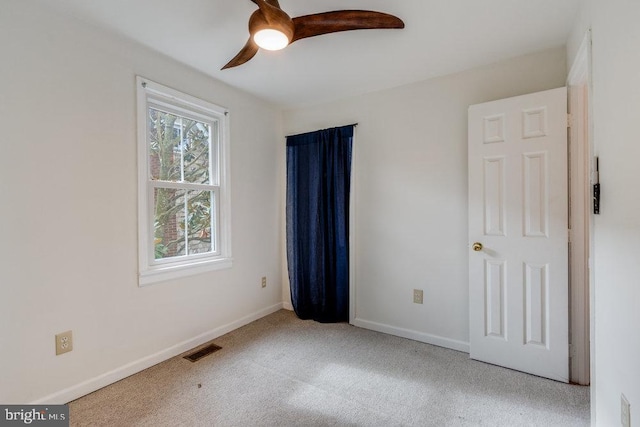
[468,87,568,382]
[484,259,506,339]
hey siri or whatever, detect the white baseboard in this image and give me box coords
[32,303,284,405]
[282,301,293,311]
[352,317,470,353]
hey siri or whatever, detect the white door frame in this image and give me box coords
[567,30,593,386]
[349,129,357,324]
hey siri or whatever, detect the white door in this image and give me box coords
[468,87,569,382]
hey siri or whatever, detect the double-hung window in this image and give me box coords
[137,77,231,285]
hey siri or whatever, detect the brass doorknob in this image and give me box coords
[472,242,483,252]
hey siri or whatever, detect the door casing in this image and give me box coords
[567,30,593,386]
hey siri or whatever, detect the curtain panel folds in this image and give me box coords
[286,125,354,323]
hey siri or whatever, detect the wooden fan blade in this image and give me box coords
[252,0,287,25]
[251,0,281,8]
[221,37,259,70]
[291,10,404,43]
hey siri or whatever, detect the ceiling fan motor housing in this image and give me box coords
[249,8,294,44]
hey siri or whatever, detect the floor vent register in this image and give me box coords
[183,343,222,362]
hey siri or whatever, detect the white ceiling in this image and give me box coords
[42,0,581,108]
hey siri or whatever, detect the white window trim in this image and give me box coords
[136,76,232,286]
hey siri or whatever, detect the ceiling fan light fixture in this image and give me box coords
[222,1,405,70]
[253,28,290,51]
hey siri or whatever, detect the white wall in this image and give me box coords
[0,1,283,403]
[283,48,567,350]
[568,1,640,425]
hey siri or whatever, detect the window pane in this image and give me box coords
[149,109,183,182]
[148,108,212,184]
[154,188,216,260]
[182,119,211,184]
[186,190,214,254]
[154,188,186,259]
[209,120,219,186]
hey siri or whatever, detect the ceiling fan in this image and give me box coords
[222,0,405,70]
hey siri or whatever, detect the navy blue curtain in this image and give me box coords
[286,125,354,323]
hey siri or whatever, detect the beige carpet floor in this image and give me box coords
[69,310,589,426]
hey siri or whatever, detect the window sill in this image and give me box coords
[139,257,233,286]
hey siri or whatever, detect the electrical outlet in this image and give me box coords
[413,289,424,304]
[261,276,267,288]
[621,394,631,427]
[55,330,73,355]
